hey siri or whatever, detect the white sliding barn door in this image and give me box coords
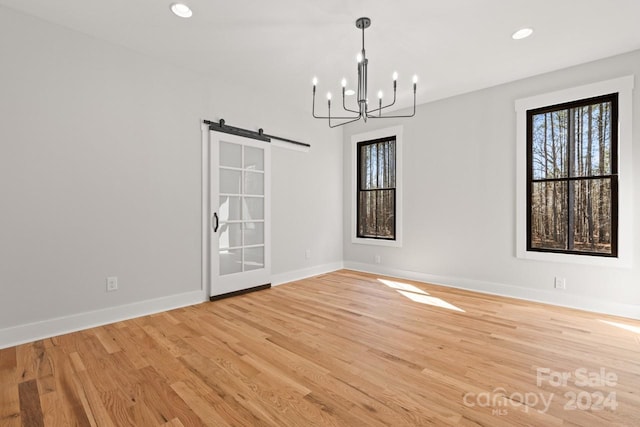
[209,131,271,298]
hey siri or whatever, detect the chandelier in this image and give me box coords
[312,17,417,128]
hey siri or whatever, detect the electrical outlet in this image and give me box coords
[305,249,311,259]
[554,277,566,290]
[374,255,381,264]
[106,276,118,292]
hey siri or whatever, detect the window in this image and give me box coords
[515,76,633,266]
[527,94,618,257]
[351,126,403,247]
[357,137,396,240]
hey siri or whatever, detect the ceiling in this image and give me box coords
[2,0,640,114]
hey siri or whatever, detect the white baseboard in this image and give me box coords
[344,261,640,320]
[271,261,344,286]
[0,261,346,349]
[5,260,634,350]
[0,290,207,349]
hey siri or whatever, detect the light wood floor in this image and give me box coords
[1,270,639,426]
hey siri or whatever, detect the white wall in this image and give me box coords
[0,6,343,347]
[343,50,640,318]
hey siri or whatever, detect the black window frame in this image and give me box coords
[356,136,397,241]
[526,93,619,257]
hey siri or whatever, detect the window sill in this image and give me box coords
[352,237,402,248]
[517,249,631,268]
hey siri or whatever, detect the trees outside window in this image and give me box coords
[357,137,396,240]
[527,94,618,256]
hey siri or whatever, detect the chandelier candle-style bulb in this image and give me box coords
[311,17,418,127]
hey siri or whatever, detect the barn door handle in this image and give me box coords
[212,212,219,232]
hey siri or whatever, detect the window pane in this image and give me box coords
[219,196,241,222]
[220,169,241,194]
[360,143,373,190]
[569,179,612,254]
[358,191,374,237]
[244,171,264,195]
[570,102,612,177]
[358,189,395,239]
[220,142,242,168]
[219,223,242,249]
[243,222,264,246]
[220,249,242,276]
[242,196,263,220]
[244,247,264,271]
[530,182,567,250]
[360,139,395,190]
[244,146,264,171]
[377,189,395,238]
[531,111,568,180]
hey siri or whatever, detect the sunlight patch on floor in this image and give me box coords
[397,290,466,312]
[378,279,465,312]
[378,279,428,294]
[598,319,640,334]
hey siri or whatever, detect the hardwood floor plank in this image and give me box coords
[97,389,137,426]
[18,379,44,427]
[170,381,231,427]
[73,370,118,426]
[0,346,18,391]
[68,352,87,373]
[40,391,70,427]
[136,365,205,426]
[0,384,21,427]
[55,370,93,426]
[0,346,17,372]
[127,400,162,426]
[92,326,122,355]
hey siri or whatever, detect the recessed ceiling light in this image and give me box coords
[512,28,533,40]
[345,89,356,96]
[170,3,192,18]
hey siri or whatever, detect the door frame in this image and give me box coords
[201,123,211,297]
